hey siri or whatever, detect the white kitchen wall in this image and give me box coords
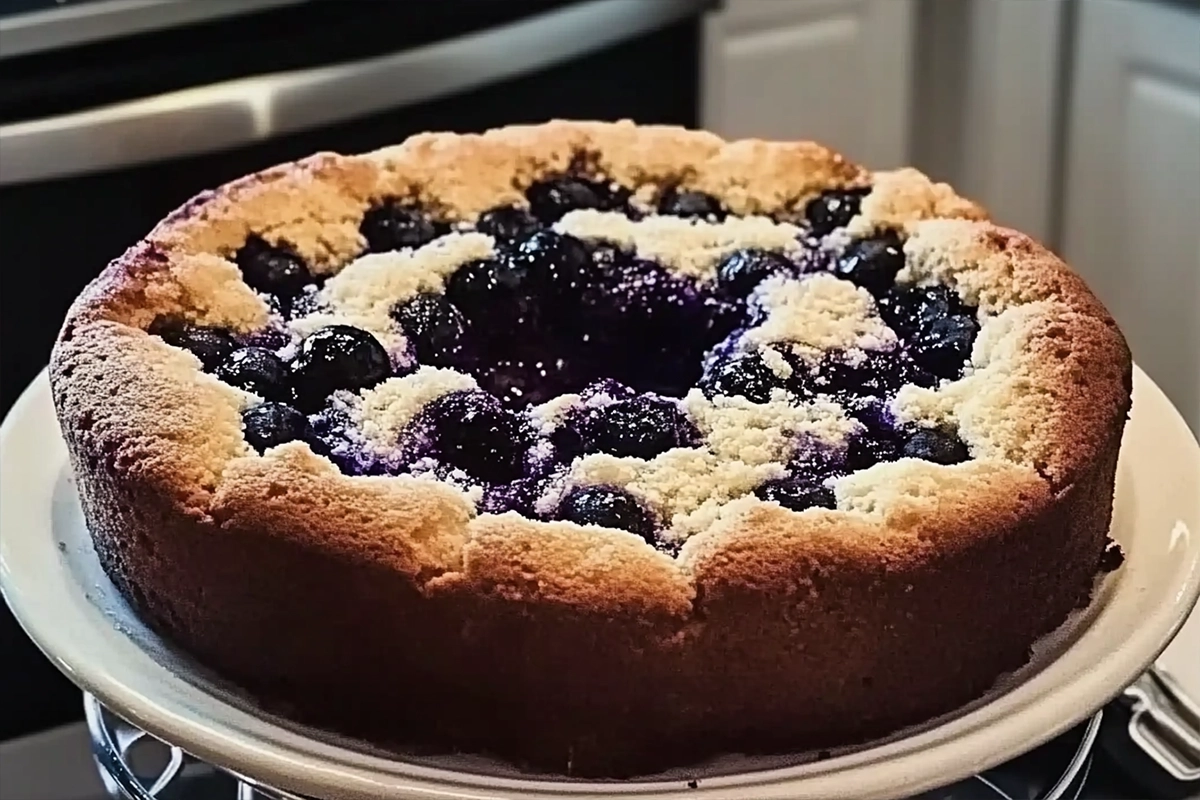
[701,0,915,169]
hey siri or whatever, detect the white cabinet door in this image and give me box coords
[702,0,914,169]
[1060,0,1200,436]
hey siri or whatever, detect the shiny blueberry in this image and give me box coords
[878,284,974,340]
[657,187,724,218]
[910,315,979,379]
[579,396,696,459]
[716,249,794,297]
[290,325,391,411]
[476,205,542,242]
[526,176,627,222]
[152,322,237,370]
[444,255,541,335]
[214,347,292,402]
[834,232,905,296]
[903,429,970,465]
[700,351,786,404]
[557,485,657,543]
[242,402,311,453]
[422,390,533,482]
[234,236,313,298]
[845,431,903,471]
[755,476,837,511]
[392,293,469,366]
[805,187,871,236]
[360,201,445,252]
[815,350,922,398]
[444,259,499,315]
[580,379,638,402]
[511,229,593,292]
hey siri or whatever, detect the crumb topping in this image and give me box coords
[355,367,479,450]
[291,233,495,348]
[745,274,896,359]
[554,209,803,279]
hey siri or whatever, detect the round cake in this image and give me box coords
[49,120,1131,777]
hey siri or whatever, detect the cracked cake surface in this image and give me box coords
[50,120,1131,777]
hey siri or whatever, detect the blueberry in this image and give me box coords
[804,187,871,236]
[716,249,794,297]
[526,176,627,222]
[879,284,973,341]
[834,232,905,296]
[556,485,657,543]
[214,347,292,402]
[242,402,312,453]
[392,293,469,366]
[510,229,593,292]
[657,187,724,218]
[422,390,533,482]
[360,201,445,252]
[910,315,979,379]
[290,325,391,411]
[699,352,786,403]
[152,321,237,370]
[444,255,541,336]
[845,430,903,471]
[578,396,696,459]
[903,429,970,465]
[476,205,542,242]
[580,379,637,402]
[288,283,325,320]
[755,476,837,511]
[234,236,313,298]
[444,258,498,314]
[814,350,919,398]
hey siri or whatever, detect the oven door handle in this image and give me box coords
[0,0,711,186]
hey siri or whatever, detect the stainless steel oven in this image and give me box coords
[0,0,712,758]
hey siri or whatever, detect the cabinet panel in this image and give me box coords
[702,0,914,168]
[1061,0,1200,436]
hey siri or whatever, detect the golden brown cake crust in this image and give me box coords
[49,120,1131,776]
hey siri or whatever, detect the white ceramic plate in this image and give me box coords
[2,366,1199,800]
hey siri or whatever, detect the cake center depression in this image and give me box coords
[152,170,981,549]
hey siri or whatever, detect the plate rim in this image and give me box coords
[3,365,1199,800]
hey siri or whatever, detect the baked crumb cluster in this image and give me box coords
[150,163,986,550]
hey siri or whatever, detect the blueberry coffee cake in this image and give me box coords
[50,121,1131,777]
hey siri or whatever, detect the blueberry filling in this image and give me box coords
[392,293,469,367]
[876,285,968,340]
[559,395,697,460]
[525,176,629,223]
[813,350,934,399]
[442,243,740,405]
[360,200,447,252]
[909,315,979,380]
[235,236,313,299]
[242,402,313,453]
[755,476,837,511]
[476,205,542,242]
[716,249,794,297]
[699,351,787,404]
[290,325,391,412]
[556,485,658,543]
[903,429,969,465]
[834,231,905,296]
[657,187,724,219]
[804,187,871,236]
[214,347,292,402]
[418,390,533,483]
[150,320,237,370]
